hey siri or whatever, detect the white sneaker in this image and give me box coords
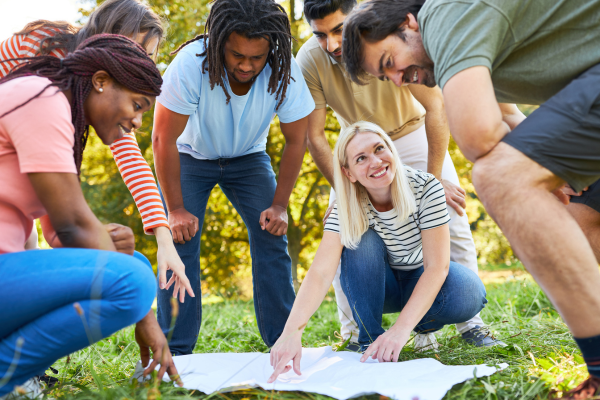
[414,332,439,353]
[1,376,43,399]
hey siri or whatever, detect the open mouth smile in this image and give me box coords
[370,166,389,178]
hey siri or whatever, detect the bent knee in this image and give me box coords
[104,252,157,323]
[445,263,487,318]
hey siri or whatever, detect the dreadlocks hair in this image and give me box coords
[171,0,294,110]
[342,0,425,85]
[0,34,162,173]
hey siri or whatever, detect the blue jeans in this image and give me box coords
[340,229,487,349]
[0,249,156,395]
[157,151,295,354]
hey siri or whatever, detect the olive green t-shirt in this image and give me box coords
[419,0,600,104]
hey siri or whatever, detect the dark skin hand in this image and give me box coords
[135,311,183,386]
[29,78,181,381]
[105,223,135,255]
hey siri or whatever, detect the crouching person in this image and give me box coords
[268,121,486,380]
[0,34,182,396]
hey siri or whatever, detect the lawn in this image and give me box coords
[42,264,587,400]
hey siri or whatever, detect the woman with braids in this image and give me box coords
[0,35,184,397]
[153,0,315,354]
[0,1,191,301]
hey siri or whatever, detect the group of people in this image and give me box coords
[1,0,599,399]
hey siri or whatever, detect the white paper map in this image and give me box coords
[160,346,507,400]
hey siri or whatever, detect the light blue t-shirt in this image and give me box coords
[157,40,315,160]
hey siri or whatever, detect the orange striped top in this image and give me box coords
[0,28,169,234]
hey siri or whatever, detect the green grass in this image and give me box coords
[40,272,586,400]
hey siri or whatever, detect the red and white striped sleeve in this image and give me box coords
[0,28,66,78]
[110,133,169,234]
[0,34,25,77]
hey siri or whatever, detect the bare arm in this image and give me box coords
[259,116,308,236]
[152,103,199,244]
[361,224,450,363]
[499,103,526,130]
[268,231,344,382]
[408,85,448,180]
[443,66,510,162]
[306,108,334,187]
[409,85,467,215]
[29,173,115,251]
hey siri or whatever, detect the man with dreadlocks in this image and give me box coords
[0,34,182,397]
[153,0,315,354]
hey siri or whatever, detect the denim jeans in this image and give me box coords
[157,151,295,355]
[0,249,156,395]
[340,229,487,350]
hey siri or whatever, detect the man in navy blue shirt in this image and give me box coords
[153,0,315,355]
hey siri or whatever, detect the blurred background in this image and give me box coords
[5,0,536,299]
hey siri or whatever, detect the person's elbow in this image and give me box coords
[455,120,505,162]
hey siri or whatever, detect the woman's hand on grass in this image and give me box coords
[155,226,195,302]
[268,330,303,383]
[135,311,183,386]
[360,327,411,363]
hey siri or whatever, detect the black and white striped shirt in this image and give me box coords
[324,166,450,270]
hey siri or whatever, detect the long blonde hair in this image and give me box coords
[333,121,416,249]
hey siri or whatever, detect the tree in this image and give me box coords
[75,0,520,299]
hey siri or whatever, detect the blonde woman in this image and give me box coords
[268,121,486,381]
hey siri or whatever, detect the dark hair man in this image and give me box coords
[343,0,600,397]
[297,0,501,351]
[152,0,315,355]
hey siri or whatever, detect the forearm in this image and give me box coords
[282,233,342,335]
[307,133,335,187]
[154,226,173,246]
[154,141,184,212]
[272,141,306,208]
[499,103,526,131]
[53,216,115,251]
[390,265,448,334]
[423,110,450,180]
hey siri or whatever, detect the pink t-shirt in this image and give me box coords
[0,76,77,254]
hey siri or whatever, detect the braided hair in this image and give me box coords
[171,0,294,109]
[0,34,162,172]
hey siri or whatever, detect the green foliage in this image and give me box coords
[75,0,522,295]
[44,276,584,399]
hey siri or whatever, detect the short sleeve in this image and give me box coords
[416,175,449,230]
[275,57,316,123]
[296,46,327,110]
[157,50,203,115]
[1,80,76,174]
[323,204,341,234]
[419,2,515,90]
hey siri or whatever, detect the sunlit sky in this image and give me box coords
[0,0,84,42]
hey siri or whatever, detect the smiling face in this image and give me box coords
[360,13,435,88]
[310,9,347,63]
[83,71,155,145]
[223,31,270,86]
[343,131,396,194]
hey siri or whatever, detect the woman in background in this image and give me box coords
[0,0,192,300]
